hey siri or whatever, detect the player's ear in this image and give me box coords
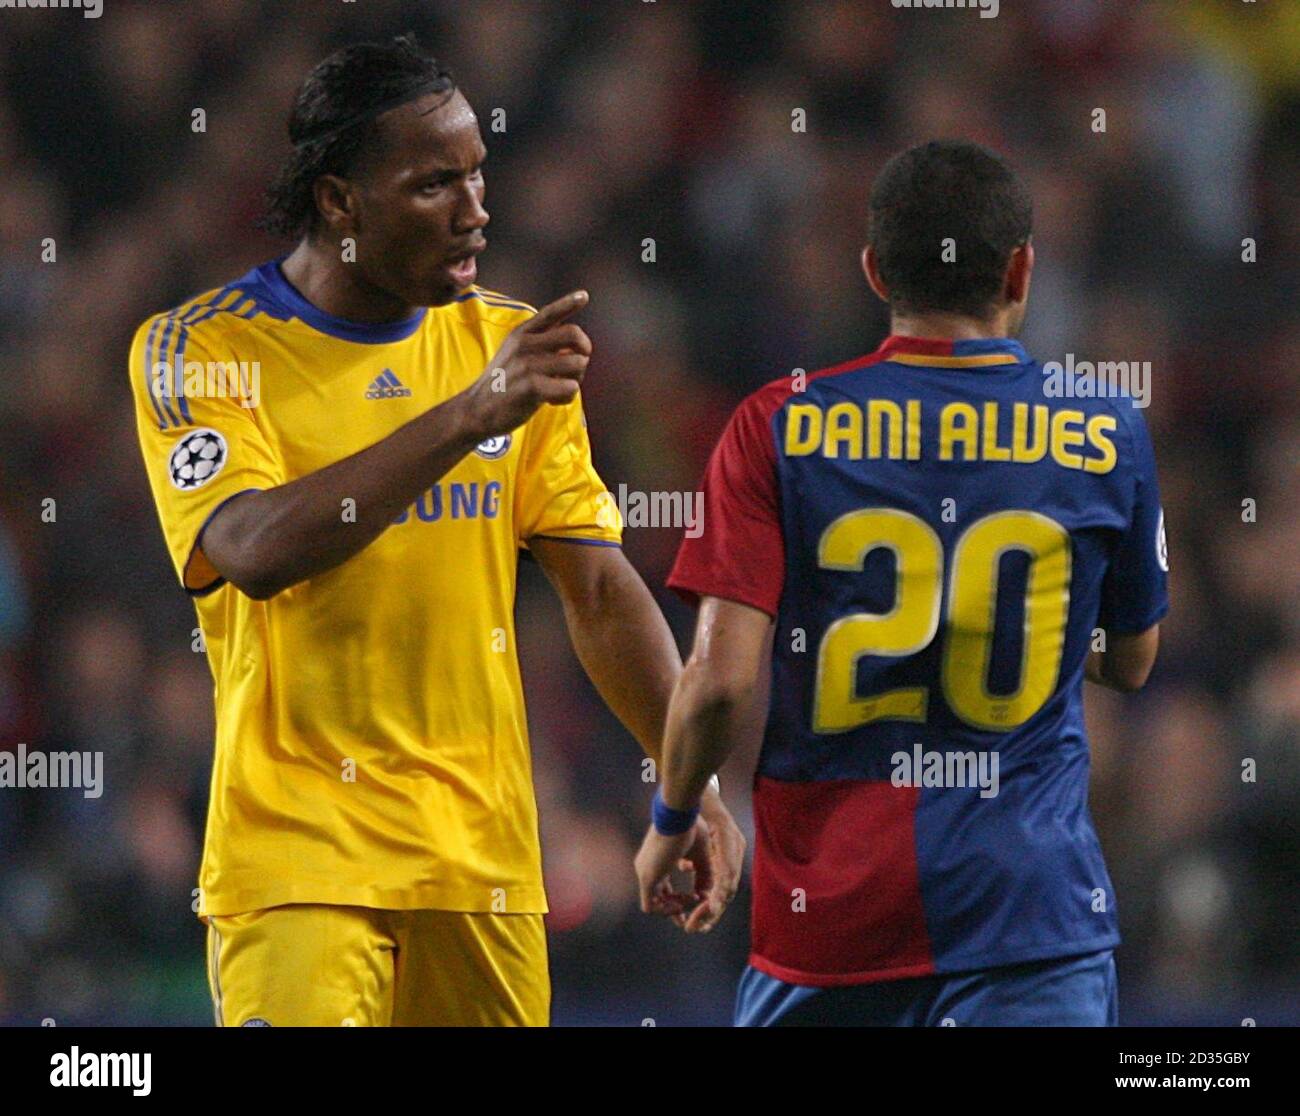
[862,245,890,304]
[1005,240,1033,306]
[313,173,359,236]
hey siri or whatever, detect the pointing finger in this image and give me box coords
[523,290,589,333]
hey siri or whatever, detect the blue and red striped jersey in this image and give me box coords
[668,334,1168,985]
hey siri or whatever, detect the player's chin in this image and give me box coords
[413,275,466,308]
[417,267,476,307]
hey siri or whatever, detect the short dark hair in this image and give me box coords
[867,140,1032,318]
[260,33,456,239]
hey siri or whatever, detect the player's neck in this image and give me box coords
[888,311,1015,341]
[280,240,418,325]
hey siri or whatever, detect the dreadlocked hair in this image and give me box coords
[259,33,456,239]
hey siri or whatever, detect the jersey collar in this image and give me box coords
[875,334,1028,369]
[257,257,427,344]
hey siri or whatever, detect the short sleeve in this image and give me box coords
[514,392,621,547]
[1097,407,1169,634]
[667,385,786,617]
[129,315,285,594]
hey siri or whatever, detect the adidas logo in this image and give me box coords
[365,369,413,399]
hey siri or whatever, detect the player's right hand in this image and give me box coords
[463,290,592,437]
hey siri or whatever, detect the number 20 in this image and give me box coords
[812,508,1071,734]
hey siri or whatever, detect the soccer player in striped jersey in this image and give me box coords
[130,34,743,1027]
[636,140,1167,1026]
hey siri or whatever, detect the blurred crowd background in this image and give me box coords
[0,0,1296,1026]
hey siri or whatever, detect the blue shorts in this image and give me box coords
[735,949,1117,1027]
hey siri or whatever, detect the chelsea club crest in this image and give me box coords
[474,434,511,460]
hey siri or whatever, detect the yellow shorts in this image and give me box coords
[205,905,549,1027]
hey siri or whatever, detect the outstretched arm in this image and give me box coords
[634,594,771,930]
[532,542,747,932]
[530,538,681,759]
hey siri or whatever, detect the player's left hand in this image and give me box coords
[634,790,746,934]
[635,823,698,922]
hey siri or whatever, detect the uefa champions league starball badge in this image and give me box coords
[168,428,229,490]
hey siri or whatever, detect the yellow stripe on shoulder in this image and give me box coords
[133,290,260,387]
[144,288,248,334]
[470,286,538,314]
[168,286,227,320]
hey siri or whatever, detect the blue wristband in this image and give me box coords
[652,789,699,836]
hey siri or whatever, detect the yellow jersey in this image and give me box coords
[128,257,621,918]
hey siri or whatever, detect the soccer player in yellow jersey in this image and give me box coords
[128,34,744,1026]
